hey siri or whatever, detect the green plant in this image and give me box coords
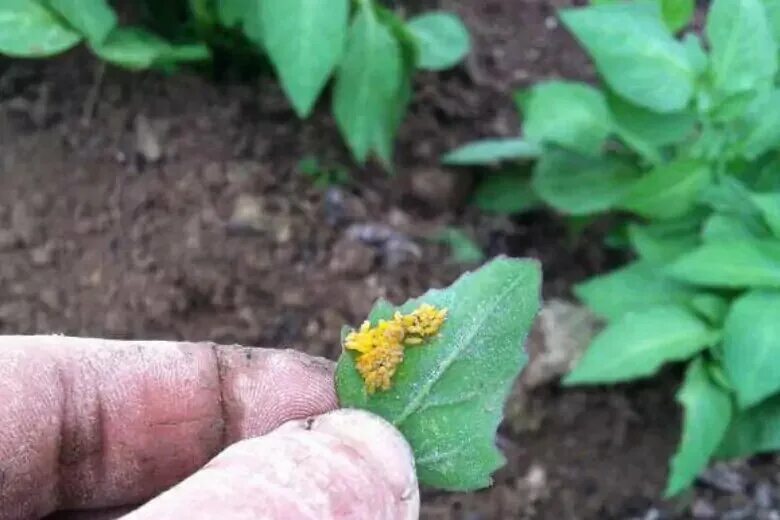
[297,155,350,188]
[444,0,780,495]
[336,257,541,489]
[431,227,486,264]
[1,0,470,167]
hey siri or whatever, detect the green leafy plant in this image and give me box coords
[297,155,350,189]
[336,257,541,490]
[444,0,780,495]
[431,227,486,264]
[0,0,470,167]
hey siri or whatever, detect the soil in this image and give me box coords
[1,0,779,519]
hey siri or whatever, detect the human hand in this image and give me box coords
[0,336,419,520]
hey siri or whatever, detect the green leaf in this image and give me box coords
[708,91,759,124]
[216,0,248,27]
[373,78,411,170]
[607,92,696,161]
[369,8,416,169]
[666,357,732,496]
[762,0,780,43]
[523,81,612,155]
[442,139,541,166]
[620,159,710,220]
[260,0,348,117]
[717,393,780,459]
[669,240,780,288]
[722,290,780,408]
[682,33,708,75]
[753,156,780,192]
[92,27,168,69]
[513,88,531,114]
[575,261,697,321]
[91,27,207,70]
[701,177,770,236]
[560,1,695,112]
[565,305,717,384]
[47,0,116,44]
[407,11,470,70]
[737,89,780,159]
[333,5,404,163]
[157,42,210,65]
[752,193,780,237]
[661,0,695,32]
[432,227,485,264]
[701,176,756,214]
[628,221,700,263]
[0,0,81,57]
[532,149,637,215]
[336,257,541,490]
[702,214,758,242]
[472,169,540,214]
[689,293,731,325]
[706,0,778,95]
[242,0,263,43]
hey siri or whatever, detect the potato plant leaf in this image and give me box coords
[370,7,417,169]
[332,4,403,163]
[753,193,780,237]
[666,357,732,496]
[661,0,695,32]
[91,27,169,69]
[722,290,780,408]
[706,0,778,95]
[442,139,541,165]
[717,393,780,459]
[92,27,207,70]
[216,0,249,28]
[702,214,758,242]
[669,240,780,288]
[564,305,718,384]
[260,0,349,117]
[628,222,700,263]
[524,80,612,155]
[737,89,780,159]
[532,149,637,215]
[689,294,730,326]
[472,169,540,214]
[619,159,710,220]
[607,92,696,162]
[433,228,485,264]
[407,11,470,70]
[560,1,694,112]
[764,0,780,43]
[682,33,708,74]
[47,0,117,44]
[0,0,81,57]
[575,261,697,321]
[336,257,541,490]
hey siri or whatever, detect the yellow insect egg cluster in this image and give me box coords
[344,304,448,393]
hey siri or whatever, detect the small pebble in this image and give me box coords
[755,482,775,509]
[135,114,163,163]
[699,463,747,493]
[692,498,717,519]
[329,238,376,277]
[0,229,16,251]
[409,166,472,211]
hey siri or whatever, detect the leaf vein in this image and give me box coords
[392,272,529,427]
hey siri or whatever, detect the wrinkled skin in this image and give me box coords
[0,336,419,520]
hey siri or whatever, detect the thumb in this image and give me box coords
[121,409,420,520]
